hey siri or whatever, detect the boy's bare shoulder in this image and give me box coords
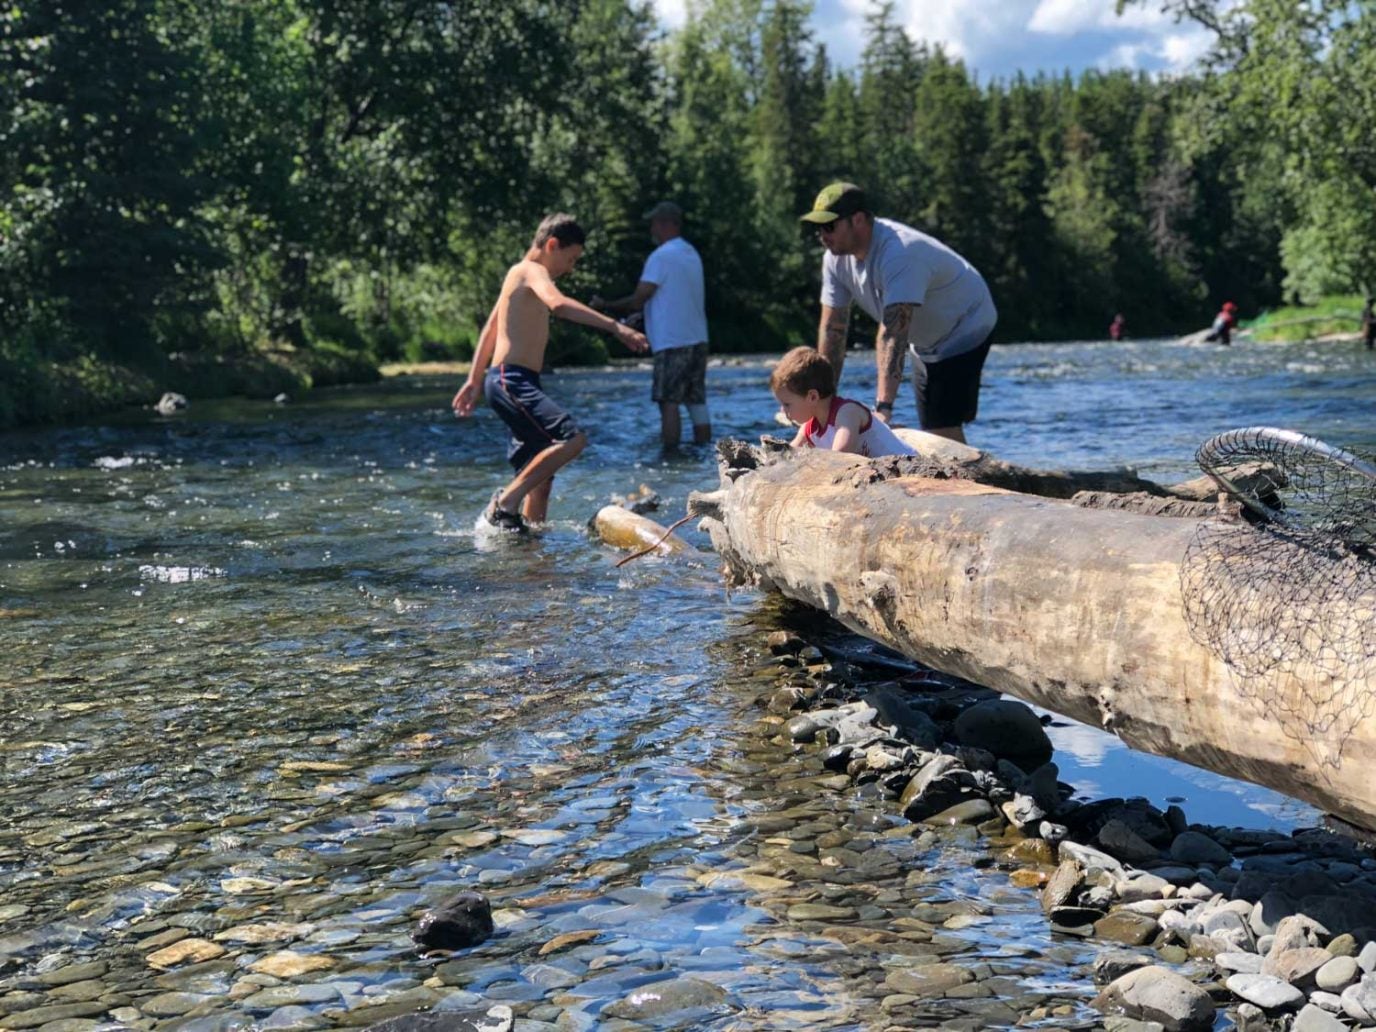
[503,259,549,292]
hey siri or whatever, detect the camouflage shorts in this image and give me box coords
[651,342,708,404]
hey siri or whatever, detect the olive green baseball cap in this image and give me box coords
[800,182,868,223]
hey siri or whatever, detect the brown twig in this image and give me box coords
[614,513,695,568]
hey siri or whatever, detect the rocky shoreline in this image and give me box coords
[764,623,1376,1031]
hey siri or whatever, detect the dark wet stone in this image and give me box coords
[923,799,994,826]
[0,1003,111,1029]
[36,962,107,988]
[1098,820,1162,865]
[412,893,494,951]
[1064,798,1172,847]
[362,1006,514,1032]
[898,756,980,823]
[1283,870,1342,899]
[1095,911,1160,946]
[821,744,854,771]
[1300,895,1376,936]
[785,714,822,743]
[1169,831,1231,866]
[1249,890,1297,936]
[1092,966,1216,1031]
[1094,950,1152,986]
[1164,806,1188,837]
[766,631,804,654]
[952,700,1051,768]
[1042,859,1082,914]
[1050,905,1105,927]
[860,687,941,750]
[770,686,815,713]
[884,962,974,997]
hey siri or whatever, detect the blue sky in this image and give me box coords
[650,0,1215,80]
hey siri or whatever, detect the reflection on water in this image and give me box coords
[1,338,1373,1027]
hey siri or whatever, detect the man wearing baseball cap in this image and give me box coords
[593,201,711,449]
[802,182,997,442]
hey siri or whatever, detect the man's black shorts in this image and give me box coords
[651,342,708,405]
[913,336,992,430]
[484,363,581,472]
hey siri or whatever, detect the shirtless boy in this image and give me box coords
[452,214,648,531]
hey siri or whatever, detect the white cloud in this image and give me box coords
[1029,0,1182,35]
[645,0,1216,77]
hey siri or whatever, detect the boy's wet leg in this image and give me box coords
[496,433,587,521]
[521,479,553,524]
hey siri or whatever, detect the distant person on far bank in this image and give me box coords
[802,182,997,444]
[1109,313,1126,342]
[1362,298,1375,350]
[592,201,711,450]
[452,213,648,533]
[1204,301,1238,346]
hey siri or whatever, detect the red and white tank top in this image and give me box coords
[802,397,917,458]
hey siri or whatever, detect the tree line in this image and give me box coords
[0,0,1366,418]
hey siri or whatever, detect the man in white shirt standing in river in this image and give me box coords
[803,182,997,443]
[594,201,712,450]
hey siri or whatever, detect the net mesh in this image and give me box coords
[1181,428,1376,769]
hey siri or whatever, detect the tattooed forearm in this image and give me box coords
[875,302,912,404]
[818,306,850,378]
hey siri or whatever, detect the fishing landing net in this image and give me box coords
[1180,427,1376,770]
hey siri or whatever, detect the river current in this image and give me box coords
[2,337,1374,1030]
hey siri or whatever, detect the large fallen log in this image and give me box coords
[692,442,1376,829]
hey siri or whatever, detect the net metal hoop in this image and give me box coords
[1196,426,1376,530]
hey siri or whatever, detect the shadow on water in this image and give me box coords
[0,339,1371,1027]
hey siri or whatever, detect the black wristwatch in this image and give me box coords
[874,400,894,413]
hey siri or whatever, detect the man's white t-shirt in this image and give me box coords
[820,218,996,362]
[641,237,708,353]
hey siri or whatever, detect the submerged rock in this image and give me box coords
[363,1007,514,1032]
[600,975,731,1022]
[413,892,494,950]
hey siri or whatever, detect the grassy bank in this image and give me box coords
[0,344,380,430]
[1244,294,1365,343]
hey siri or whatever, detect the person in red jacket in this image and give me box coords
[1108,313,1126,341]
[1204,301,1238,345]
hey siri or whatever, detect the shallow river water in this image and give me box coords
[2,337,1375,1031]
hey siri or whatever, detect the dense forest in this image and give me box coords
[1,0,1372,424]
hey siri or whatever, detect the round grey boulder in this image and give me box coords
[1092,965,1216,1031]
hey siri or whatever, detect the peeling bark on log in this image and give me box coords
[700,441,1376,829]
[1071,491,1219,518]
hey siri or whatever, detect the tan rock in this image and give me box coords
[538,930,601,956]
[248,950,336,978]
[147,938,226,969]
[214,922,314,944]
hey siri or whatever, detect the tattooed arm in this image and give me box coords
[874,302,913,424]
[817,304,851,380]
